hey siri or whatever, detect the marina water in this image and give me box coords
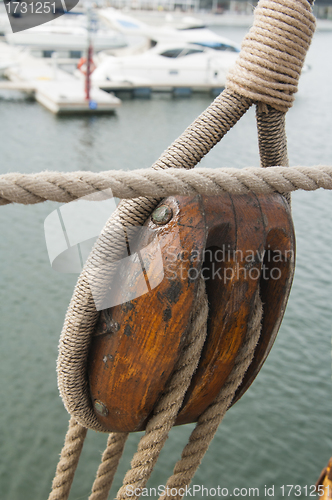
[0,26,331,500]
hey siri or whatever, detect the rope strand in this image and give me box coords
[116,277,209,500]
[89,432,129,500]
[158,290,263,500]
[0,165,331,206]
[48,417,87,500]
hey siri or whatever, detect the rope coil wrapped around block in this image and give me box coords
[56,90,252,435]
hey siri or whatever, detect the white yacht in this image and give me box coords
[5,12,126,56]
[0,60,12,76]
[0,39,17,76]
[99,8,241,53]
[91,42,239,90]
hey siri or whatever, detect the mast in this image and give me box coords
[85,2,93,101]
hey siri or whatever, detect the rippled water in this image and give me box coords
[0,26,331,500]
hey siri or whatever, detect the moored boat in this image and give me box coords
[91,41,239,91]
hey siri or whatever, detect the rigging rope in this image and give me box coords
[116,277,209,500]
[0,165,331,205]
[48,418,87,500]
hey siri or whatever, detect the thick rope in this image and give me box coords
[256,106,289,169]
[150,90,251,171]
[116,277,209,500]
[158,290,263,500]
[89,432,129,500]
[47,417,87,500]
[256,104,291,202]
[227,0,316,112]
[1,165,331,206]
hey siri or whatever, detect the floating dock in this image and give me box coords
[35,80,121,114]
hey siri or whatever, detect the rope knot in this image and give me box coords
[226,0,316,112]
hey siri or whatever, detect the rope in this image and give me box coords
[47,417,87,500]
[227,0,316,112]
[256,106,289,170]
[256,104,291,202]
[150,90,251,171]
[89,433,129,500]
[116,277,208,500]
[1,165,331,205]
[158,291,263,500]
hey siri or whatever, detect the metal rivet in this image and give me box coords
[94,400,108,417]
[109,320,120,333]
[151,205,173,225]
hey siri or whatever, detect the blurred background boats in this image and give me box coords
[0,4,243,104]
[1,0,331,107]
[0,6,127,113]
[98,7,241,50]
[4,11,126,55]
[89,8,241,92]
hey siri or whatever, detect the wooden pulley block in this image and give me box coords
[88,192,295,433]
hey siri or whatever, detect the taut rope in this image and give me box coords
[116,277,209,500]
[156,291,263,500]
[48,418,87,500]
[0,165,331,205]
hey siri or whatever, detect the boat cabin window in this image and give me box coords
[43,50,55,58]
[193,42,240,53]
[178,25,207,30]
[70,50,82,59]
[160,49,185,58]
[213,43,240,52]
[160,48,204,58]
[182,48,204,56]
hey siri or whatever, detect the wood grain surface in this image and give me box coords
[88,193,295,432]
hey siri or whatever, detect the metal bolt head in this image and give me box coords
[151,205,173,225]
[110,320,120,333]
[94,400,108,417]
